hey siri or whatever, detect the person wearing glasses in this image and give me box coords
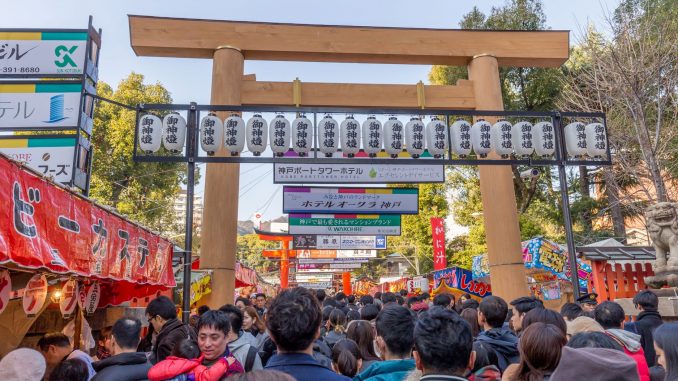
[145,296,197,364]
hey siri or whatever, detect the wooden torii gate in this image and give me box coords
[129,16,569,306]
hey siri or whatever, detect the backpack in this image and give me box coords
[245,345,259,372]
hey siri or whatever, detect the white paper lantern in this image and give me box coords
[246,114,268,156]
[199,113,223,155]
[564,121,587,158]
[426,117,448,159]
[533,121,556,158]
[450,119,472,158]
[340,116,361,157]
[224,114,246,156]
[585,122,607,158]
[270,114,291,157]
[318,115,339,157]
[362,116,383,158]
[383,117,404,158]
[512,121,535,158]
[471,119,492,158]
[162,112,187,153]
[137,114,162,153]
[405,117,426,158]
[292,114,313,157]
[491,119,513,158]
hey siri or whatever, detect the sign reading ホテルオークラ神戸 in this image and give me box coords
[0,31,88,75]
[283,186,419,214]
[289,214,401,236]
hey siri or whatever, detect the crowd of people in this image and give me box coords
[1,288,677,381]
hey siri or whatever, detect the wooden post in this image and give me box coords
[342,272,352,295]
[467,54,528,302]
[200,47,243,308]
[73,305,82,351]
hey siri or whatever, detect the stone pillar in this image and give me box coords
[200,47,243,308]
[467,54,528,302]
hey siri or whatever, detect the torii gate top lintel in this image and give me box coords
[128,15,569,67]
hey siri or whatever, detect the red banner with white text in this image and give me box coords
[431,217,447,271]
[0,155,175,290]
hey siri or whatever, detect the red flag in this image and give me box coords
[431,217,447,271]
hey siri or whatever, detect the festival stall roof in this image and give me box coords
[577,239,655,261]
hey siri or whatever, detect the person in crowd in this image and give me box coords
[361,304,380,322]
[595,301,650,381]
[381,292,398,305]
[255,294,268,318]
[0,348,46,381]
[95,327,112,361]
[316,290,327,305]
[235,297,252,311]
[411,307,474,381]
[347,295,360,311]
[433,293,455,310]
[460,293,472,303]
[218,305,264,372]
[336,292,348,308]
[475,296,519,372]
[325,308,348,349]
[461,309,481,338]
[148,311,244,381]
[411,298,430,314]
[374,292,383,301]
[189,314,201,331]
[38,332,96,380]
[243,306,269,349]
[502,322,566,381]
[467,342,501,381]
[520,308,567,336]
[653,323,678,381]
[400,289,409,298]
[509,297,544,334]
[396,295,406,306]
[577,292,599,313]
[347,309,362,323]
[198,305,211,316]
[565,316,604,339]
[264,287,350,381]
[146,295,197,364]
[354,305,416,381]
[138,322,155,353]
[227,369,297,381]
[91,317,151,381]
[628,290,663,367]
[359,295,374,307]
[324,297,340,309]
[407,296,420,309]
[567,332,623,350]
[331,339,362,378]
[559,303,582,322]
[551,346,640,381]
[50,358,90,381]
[346,320,381,373]
[461,299,480,312]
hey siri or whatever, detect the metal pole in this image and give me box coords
[554,113,582,300]
[182,102,197,323]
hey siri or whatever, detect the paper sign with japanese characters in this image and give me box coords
[0,31,88,75]
[274,163,444,184]
[289,214,401,236]
[292,235,387,250]
[284,186,418,214]
[0,83,82,129]
[0,136,76,184]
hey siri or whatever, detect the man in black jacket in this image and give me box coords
[92,317,151,381]
[146,295,197,364]
[629,290,663,366]
[475,296,519,372]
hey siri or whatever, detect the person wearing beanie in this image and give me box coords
[0,348,47,381]
[551,346,640,381]
[565,316,604,339]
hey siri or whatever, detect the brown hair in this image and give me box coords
[347,320,380,361]
[244,306,265,334]
[460,308,481,338]
[227,370,296,381]
[512,322,566,381]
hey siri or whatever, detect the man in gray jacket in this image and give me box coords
[219,304,263,372]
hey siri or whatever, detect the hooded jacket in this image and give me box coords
[551,346,640,381]
[630,310,663,366]
[228,332,263,371]
[466,365,501,381]
[353,359,416,381]
[147,352,244,381]
[605,329,650,381]
[153,318,197,364]
[474,328,519,372]
[91,352,151,381]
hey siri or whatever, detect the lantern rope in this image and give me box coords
[416,81,426,109]
[293,77,302,107]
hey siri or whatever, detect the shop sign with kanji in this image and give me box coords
[284,186,418,215]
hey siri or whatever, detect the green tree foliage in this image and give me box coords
[89,73,187,233]
[236,234,277,274]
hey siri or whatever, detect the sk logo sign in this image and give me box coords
[54,45,78,68]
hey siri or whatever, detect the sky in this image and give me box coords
[5,0,620,227]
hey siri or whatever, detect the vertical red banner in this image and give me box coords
[431,217,447,271]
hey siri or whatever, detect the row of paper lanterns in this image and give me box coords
[137,113,607,159]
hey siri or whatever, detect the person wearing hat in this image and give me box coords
[577,292,599,312]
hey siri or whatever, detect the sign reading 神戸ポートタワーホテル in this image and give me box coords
[283,186,419,215]
[0,83,84,129]
[274,163,444,184]
[0,135,76,185]
[0,31,88,75]
[289,214,401,236]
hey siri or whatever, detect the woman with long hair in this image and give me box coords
[503,322,567,381]
[331,339,363,378]
[654,323,678,381]
[325,308,348,349]
[461,308,481,338]
[243,306,266,336]
[346,320,380,372]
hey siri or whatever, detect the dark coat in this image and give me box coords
[265,353,351,381]
[475,328,519,372]
[633,310,663,366]
[92,352,151,381]
[153,318,197,364]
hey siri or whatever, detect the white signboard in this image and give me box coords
[296,282,331,289]
[0,33,88,75]
[289,215,401,236]
[274,163,445,184]
[0,136,76,184]
[337,250,377,258]
[0,83,83,129]
[293,235,387,250]
[59,279,78,318]
[298,258,369,264]
[407,277,430,293]
[284,186,419,214]
[22,274,47,317]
